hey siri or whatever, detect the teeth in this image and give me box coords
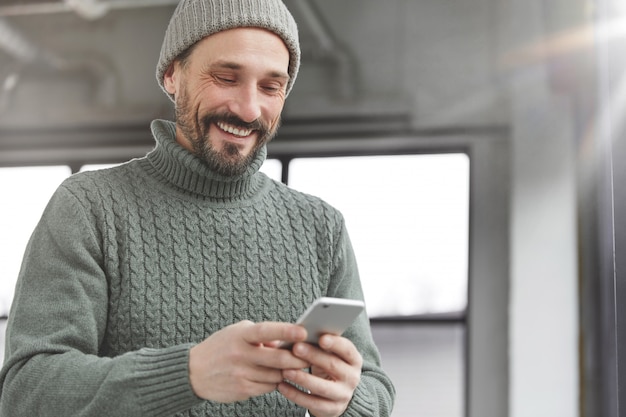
[217,122,252,137]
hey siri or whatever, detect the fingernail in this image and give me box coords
[295,343,309,355]
[319,336,332,349]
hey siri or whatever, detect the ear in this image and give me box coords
[163,62,178,95]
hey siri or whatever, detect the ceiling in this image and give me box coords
[0,0,414,165]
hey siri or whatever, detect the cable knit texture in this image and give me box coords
[0,119,395,416]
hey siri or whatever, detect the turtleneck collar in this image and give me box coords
[144,119,268,200]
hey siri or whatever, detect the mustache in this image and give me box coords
[201,112,267,132]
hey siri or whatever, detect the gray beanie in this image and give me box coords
[156,0,300,101]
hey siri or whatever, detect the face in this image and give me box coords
[163,28,290,176]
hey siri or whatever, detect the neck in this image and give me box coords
[145,119,268,201]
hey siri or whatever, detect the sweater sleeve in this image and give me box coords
[324,220,396,417]
[0,185,203,417]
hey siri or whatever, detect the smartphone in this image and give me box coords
[281,297,365,348]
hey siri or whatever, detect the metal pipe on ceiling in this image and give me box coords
[288,0,358,101]
[0,0,180,17]
[0,16,62,113]
[0,17,58,64]
[64,0,109,20]
[0,17,118,111]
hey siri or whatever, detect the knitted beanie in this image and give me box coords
[156,0,300,101]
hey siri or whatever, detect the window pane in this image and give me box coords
[80,163,120,172]
[373,323,465,416]
[0,166,72,316]
[288,154,469,317]
[260,159,282,182]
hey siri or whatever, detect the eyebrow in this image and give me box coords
[210,60,290,81]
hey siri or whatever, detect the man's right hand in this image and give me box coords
[188,320,309,403]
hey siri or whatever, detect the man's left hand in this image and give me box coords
[277,334,362,417]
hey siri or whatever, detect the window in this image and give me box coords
[0,158,470,315]
[288,153,470,317]
[0,166,72,317]
[0,155,470,319]
[260,158,282,182]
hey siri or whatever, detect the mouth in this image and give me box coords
[216,121,253,138]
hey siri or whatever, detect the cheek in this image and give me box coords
[189,80,224,108]
[265,99,285,128]
[267,116,281,134]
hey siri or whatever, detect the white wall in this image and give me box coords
[509,72,579,417]
[497,1,583,416]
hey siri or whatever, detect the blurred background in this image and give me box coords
[1,0,625,416]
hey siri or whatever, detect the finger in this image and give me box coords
[278,375,349,416]
[239,364,282,384]
[318,334,363,368]
[282,368,341,401]
[251,343,310,371]
[291,342,348,381]
[278,379,318,407]
[242,321,307,346]
[278,377,322,406]
[262,340,282,348]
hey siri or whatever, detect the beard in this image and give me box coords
[175,85,280,177]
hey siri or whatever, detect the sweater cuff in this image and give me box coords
[134,344,203,417]
[341,382,377,417]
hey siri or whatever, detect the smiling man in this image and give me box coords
[0,1,395,416]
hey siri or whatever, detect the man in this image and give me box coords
[0,0,395,416]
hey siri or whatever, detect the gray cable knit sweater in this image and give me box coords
[0,120,395,417]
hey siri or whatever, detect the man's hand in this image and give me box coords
[278,334,363,417]
[188,320,309,403]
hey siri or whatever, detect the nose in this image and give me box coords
[228,84,262,123]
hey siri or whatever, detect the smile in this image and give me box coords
[217,121,253,137]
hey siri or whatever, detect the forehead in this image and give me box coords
[190,27,290,73]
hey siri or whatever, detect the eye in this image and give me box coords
[261,83,284,95]
[217,76,236,84]
[210,71,236,85]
